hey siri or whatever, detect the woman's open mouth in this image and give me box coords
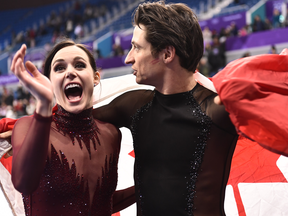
[64,83,83,102]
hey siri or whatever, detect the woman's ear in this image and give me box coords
[93,71,101,86]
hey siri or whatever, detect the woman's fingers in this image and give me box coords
[13,57,26,78]
[11,44,26,72]
[25,61,39,77]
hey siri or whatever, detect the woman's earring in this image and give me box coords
[94,83,96,87]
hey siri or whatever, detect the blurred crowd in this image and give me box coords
[7,0,108,51]
[198,8,288,77]
[0,85,35,119]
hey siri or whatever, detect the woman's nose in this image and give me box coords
[66,70,77,78]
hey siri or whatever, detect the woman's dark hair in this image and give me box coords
[43,39,97,78]
[133,1,203,72]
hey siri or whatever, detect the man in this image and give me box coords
[94,1,238,215]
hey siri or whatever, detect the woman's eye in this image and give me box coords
[54,65,65,72]
[75,63,86,69]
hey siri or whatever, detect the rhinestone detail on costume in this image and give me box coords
[23,145,118,216]
[185,90,212,215]
[52,105,100,159]
[131,100,153,216]
[22,105,118,216]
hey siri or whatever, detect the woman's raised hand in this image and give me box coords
[10,44,54,117]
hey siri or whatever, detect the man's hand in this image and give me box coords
[214,96,223,105]
[0,130,12,140]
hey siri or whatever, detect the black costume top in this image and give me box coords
[94,84,238,216]
[12,105,134,216]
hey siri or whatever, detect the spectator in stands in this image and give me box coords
[15,31,24,44]
[208,36,226,76]
[252,15,265,32]
[5,105,16,119]
[11,30,16,47]
[197,56,210,77]
[74,22,84,39]
[2,87,14,107]
[202,26,212,45]
[27,28,36,48]
[242,51,251,58]
[51,30,60,44]
[13,99,27,117]
[238,25,248,37]
[0,102,7,118]
[272,8,281,28]
[65,15,74,37]
[269,45,278,54]
[99,4,108,17]
[74,0,81,11]
[93,5,101,19]
[263,18,273,30]
[37,22,48,37]
[48,11,61,32]
[26,97,36,115]
[112,44,124,57]
[84,3,94,21]
[229,22,238,37]
[15,86,30,101]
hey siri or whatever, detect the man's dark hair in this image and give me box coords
[133,1,204,72]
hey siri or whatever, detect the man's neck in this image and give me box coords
[155,70,197,95]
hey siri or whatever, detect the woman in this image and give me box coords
[10,40,134,215]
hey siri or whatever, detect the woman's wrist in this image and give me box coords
[35,101,53,117]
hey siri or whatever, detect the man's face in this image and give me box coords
[125,25,165,87]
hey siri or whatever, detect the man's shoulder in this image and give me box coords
[113,89,155,105]
[193,84,217,103]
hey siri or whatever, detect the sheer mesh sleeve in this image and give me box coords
[93,90,154,128]
[112,186,135,213]
[11,112,52,194]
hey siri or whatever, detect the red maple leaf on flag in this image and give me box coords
[227,136,288,215]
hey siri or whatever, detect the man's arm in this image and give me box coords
[93,89,154,128]
[112,186,136,213]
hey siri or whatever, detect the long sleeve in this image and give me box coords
[112,186,136,213]
[212,48,288,156]
[11,112,52,194]
[93,89,154,128]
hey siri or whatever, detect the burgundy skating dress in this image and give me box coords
[11,105,133,216]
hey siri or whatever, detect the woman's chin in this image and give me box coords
[61,103,89,114]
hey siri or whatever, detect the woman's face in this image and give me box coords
[50,45,99,114]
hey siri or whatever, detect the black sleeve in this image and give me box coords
[92,89,154,129]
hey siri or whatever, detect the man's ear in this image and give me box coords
[163,45,176,63]
[93,71,101,86]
